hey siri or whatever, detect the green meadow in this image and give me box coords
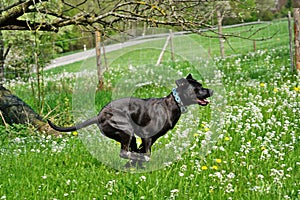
[1,20,299,199]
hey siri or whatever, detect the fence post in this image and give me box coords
[217,10,224,58]
[95,30,103,90]
[288,11,295,72]
[169,30,175,62]
[156,31,172,66]
[293,8,300,71]
[102,41,108,71]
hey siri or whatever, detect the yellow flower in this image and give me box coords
[204,127,210,132]
[212,165,218,170]
[273,88,279,93]
[225,136,230,141]
[72,131,78,136]
[260,83,265,87]
[129,167,136,171]
[261,146,266,151]
[215,159,222,163]
[194,133,199,137]
[136,137,142,146]
[201,166,208,170]
[294,86,300,92]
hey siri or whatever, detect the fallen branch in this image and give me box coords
[0,86,61,136]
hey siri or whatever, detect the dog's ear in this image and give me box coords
[186,74,193,80]
[176,78,188,87]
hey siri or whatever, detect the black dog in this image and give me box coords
[48,74,213,164]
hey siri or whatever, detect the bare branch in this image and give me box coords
[0,0,275,42]
[0,1,33,24]
[62,0,88,13]
[3,44,11,60]
[0,0,27,12]
[0,0,48,26]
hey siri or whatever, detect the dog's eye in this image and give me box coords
[196,87,202,91]
[194,88,200,94]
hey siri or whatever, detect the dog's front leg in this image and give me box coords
[119,135,150,162]
[119,132,135,160]
[139,138,152,160]
[129,136,138,152]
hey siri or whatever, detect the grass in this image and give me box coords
[1,20,300,199]
[191,20,289,56]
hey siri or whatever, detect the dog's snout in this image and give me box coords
[209,89,214,96]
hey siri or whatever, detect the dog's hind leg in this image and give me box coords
[119,131,135,160]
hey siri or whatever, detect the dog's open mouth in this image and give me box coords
[196,99,209,106]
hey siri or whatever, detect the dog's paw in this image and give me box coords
[124,160,145,169]
[143,155,150,162]
[120,150,151,162]
[119,149,131,159]
[131,152,150,162]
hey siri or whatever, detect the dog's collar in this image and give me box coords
[172,88,188,113]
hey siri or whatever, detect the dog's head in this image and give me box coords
[175,74,213,106]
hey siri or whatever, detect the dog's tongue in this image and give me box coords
[196,99,209,105]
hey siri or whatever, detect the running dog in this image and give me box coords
[48,74,213,164]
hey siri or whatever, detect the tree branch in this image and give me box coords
[0,0,48,27]
[0,0,27,12]
[3,44,11,60]
[62,0,88,13]
[0,18,58,32]
[0,0,276,42]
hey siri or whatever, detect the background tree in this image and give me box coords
[0,0,278,81]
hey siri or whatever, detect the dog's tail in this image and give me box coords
[47,117,99,132]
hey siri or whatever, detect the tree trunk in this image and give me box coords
[0,86,60,135]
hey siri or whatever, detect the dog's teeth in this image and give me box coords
[196,99,209,105]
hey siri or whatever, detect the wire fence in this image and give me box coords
[2,18,293,81]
